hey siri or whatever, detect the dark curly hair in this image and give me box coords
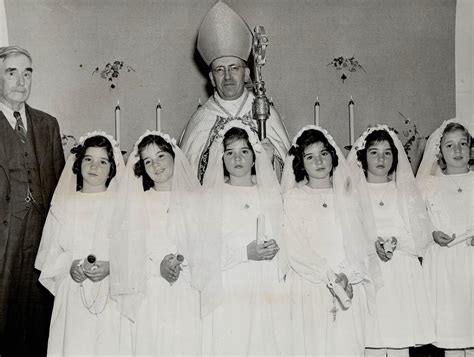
[133,135,175,191]
[438,122,472,169]
[289,129,338,182]
[356,129,398,177]
[222,127,256,177]
[72,135,117,191]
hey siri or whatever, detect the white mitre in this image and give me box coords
[197,1,253,66]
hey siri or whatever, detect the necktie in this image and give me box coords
[13,111,27,143]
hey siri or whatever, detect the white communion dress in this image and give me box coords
[201,184,291,356]
[284,185,368,356]
[132,189,201,356]
[421,171,474,349]
[365,181,435,348]
[40,192,131,356]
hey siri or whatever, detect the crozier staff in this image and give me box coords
[179,1,290,182]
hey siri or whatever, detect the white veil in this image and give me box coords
[109,130,200,322]
[347,125,432,258]
[35,131,125,295]
[192,119,288,317]
[281,125,382,303]
[416,118,473,188]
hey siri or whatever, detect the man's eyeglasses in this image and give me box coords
[211,65,245,76]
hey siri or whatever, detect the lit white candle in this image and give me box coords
[349,96,355,145]
[257,214,265,244]
[156,99,162,132]
[197,98,202,109]
[115,100,121,143]
[314,97,320,126]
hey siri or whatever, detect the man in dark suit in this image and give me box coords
[0,46,65,356]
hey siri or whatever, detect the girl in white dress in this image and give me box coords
[282,126,380,356]
[416,119,473,357]
[110,131,201,356]
[195,120,291,356]
[35,131,131,356]
[347,125,435,357]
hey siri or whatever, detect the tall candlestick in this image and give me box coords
[156,99,162,132]
[348,96,355,145]
[314,97,320,126]
[115,100,121,143]
[257,214,265,244]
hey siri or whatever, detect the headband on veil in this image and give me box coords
[282,125,382,300]
[194,119,288,317]
[416,118,473,187]
[347,125,432,258]
[282,125,338,192]
[49,130,123,211]
[110,130,200,321]
[35,131,125,294]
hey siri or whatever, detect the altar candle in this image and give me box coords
[349,96,355,145]
[257,214,265,244]
[314,97,320,126]
[115,100,121,143]
[156,99,162,132]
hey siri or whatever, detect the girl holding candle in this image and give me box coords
[195,120,291,355]
[282,125,379,356]
[110,130,201,356]
[35,132,131,356]
[347,125,435,357]
[416,119,473,357]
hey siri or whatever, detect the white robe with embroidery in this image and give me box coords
[179,89,290,179]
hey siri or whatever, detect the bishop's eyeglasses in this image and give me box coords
[211,64,245,76]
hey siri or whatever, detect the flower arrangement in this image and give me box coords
[61,133,78,156]
[399,112,428,163]
[61,134,77,147]
[327,56,366,83]
[91,60,135,90]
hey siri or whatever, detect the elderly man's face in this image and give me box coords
[0,54,32,110]
[209,56,249,101]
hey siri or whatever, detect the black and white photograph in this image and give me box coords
[0,0,472,356]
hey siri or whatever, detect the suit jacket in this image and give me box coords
[0,103,65,264]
